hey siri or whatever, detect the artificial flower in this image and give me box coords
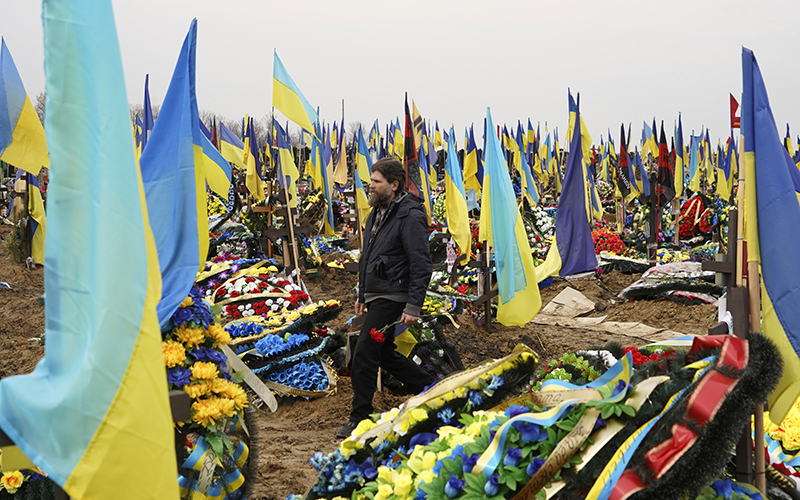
[190,361,219,381]
[191,398,223,427]
[206,323,232,345]
[167,366,192,388]
[162,340,187,368]
[184,380,213,399]
[175,325,206,347]
[393,471,413,496]
[0,471,24,494]
[179,296,194,308]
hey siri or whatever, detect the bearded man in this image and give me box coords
[336,157,436,438]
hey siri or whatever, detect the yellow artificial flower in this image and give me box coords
[415,469,435,487]
[230,389,249,411]
[436,425,461,440]
[408,408,428,425]
[422,451,437,471]
[377,466,393,483]
[374,484,393,500]
[353,419,377,437]
[207,324,232,345]
[208,396,237,418]
[162,340,187,368]
[393,418,412,436]
[179,296,194,308]
[175,325,206,347]
[191,399,223,427]
[191,361,219,381]
[394,471,413,496]
[0,471,25,494]
[338,437,362,458]
[184,380,213,399]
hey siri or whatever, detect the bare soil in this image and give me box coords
[0,230,717,500]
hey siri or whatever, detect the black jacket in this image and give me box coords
[358,192,431,315]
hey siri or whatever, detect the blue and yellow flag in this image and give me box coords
[321,124,335,234]
[142,73,154,152]
[140,19,221,325]
[243,115,265,202]
[354,128,372,228]
[274,120,299,208]
[273,50,317,137]
[0,1,177,498]
[537,96,596,280]
[27,173,45,265]
[479,108,541,326]
[515,123,539,207]
[0,38,49,175]
[742,47,800,424]
[444,127,470,258]
[333,118,348,188]
[688,131,702,192]
[463,124,483,201]
[218,121,247,170]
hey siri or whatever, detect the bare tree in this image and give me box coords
[34,92,46,124]
[347,121,362,138]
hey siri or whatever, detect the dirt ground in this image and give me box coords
[0,225,717,500]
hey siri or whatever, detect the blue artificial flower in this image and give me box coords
[444,473,465,498]
[505,405,529,418]
[374,439,391,454]
[360,457,377,480]
[527,457,546,477]
[462,453,479,473]
[309,451,328,472]
[612,379,628,398]
[342,460,361,483]
[592,416,607,432]
[516,421,548,444]
[504,448,522,467]
[487,374,504,391]
[484,474,501,497]
[409,432,438,448]
[438,407,456,425]
[710,478,733,498]
[432,459,444,476]
[469,391,484,407]
[167,366,192,387]
[171,306,194,327]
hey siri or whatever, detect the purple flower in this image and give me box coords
[462,453,479,473]
[711,478,733,498]
[444,474,465,498]
[593,416,607,432]
[167,366,191,387]
[409,432,437,448]
[484,474,501,496]
[360,457,377,480]
[612,379,628,398]
[516,421,547,444]
[503,448,522,467]
[505,405,529,418]
[527,457,546,477]
[171,307,194,327]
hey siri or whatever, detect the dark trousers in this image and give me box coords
[349,298,436,422]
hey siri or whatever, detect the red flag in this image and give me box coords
[656,121,675,204]
[730,93,741,129]
[403,93,424,201]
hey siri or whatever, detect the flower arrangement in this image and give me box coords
[531,352,602,391]
[432,192,447,226]
[207,193,229,218]
[591,227,625,255]
[162,289,248,444]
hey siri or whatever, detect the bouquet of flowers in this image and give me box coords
[591,227,625,255]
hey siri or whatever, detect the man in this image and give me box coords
[336,157,436,438]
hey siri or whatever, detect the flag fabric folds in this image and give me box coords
[404,95,425,204]
[0,38,50,175]
[444,127,471,259]
[675,115,685,198]
[0,1,178,498]
[656,121,675,205]
[142,73,154,151]
[272,50,318,137]
[478,108,541,326]
[243,115,265,202]
[742,47,800,424]
[537,96,597,279]
[218,121,247,170]
[27,172,46,265]
[140,19,214,325]
[274,120,299,208]
[354,128,372,227]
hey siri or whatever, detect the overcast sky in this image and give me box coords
[4,0,800,146]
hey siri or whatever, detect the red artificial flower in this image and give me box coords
[230,291,240,298]
[245,276,256,283]
[369,328,385,343]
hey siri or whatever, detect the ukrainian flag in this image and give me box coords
[743,47,800,424]
[275,120,299,208]
[353,132,371,229]
[218,121,247,171]
[0,1,177,498]
[536,96,597,280]
[444,128,470,258]
[27,173,45,265]
[479,108,541,326]
[140,19,220,325]
[0,39,49,175]
[273,50,317,138]
[463,125,483,200]
[675,115,685,198]
[243,116,265,202]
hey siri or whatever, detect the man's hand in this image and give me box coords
[355,301,366,316]
[400,312,419,326]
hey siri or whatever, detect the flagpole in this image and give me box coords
[736,116,766,494]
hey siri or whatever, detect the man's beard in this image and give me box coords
[369,189,392,207]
